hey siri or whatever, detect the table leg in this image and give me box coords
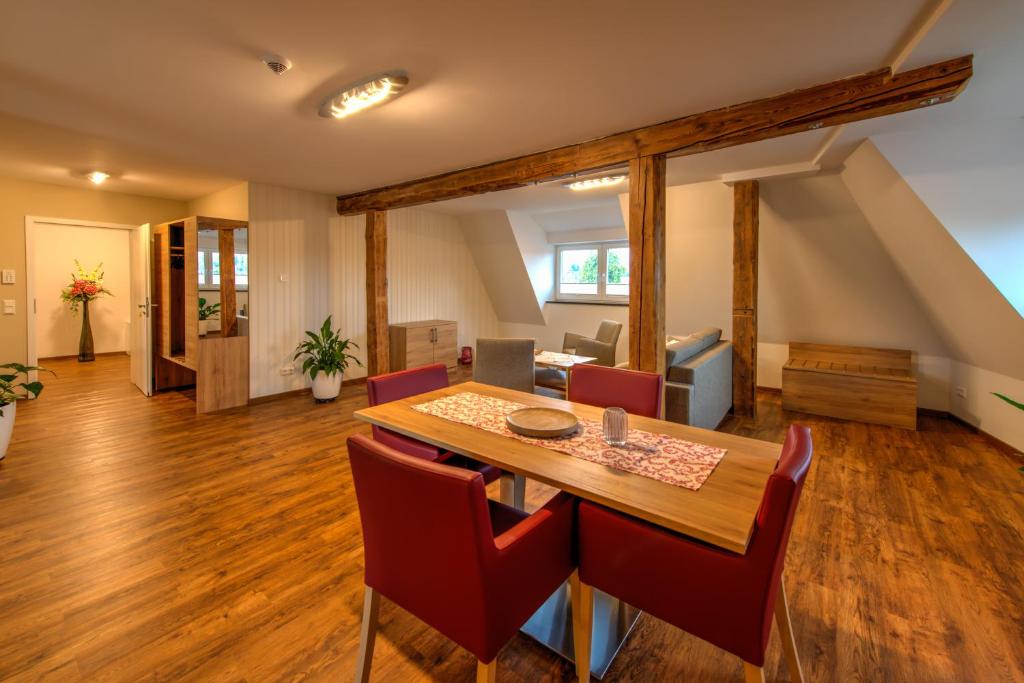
[521,580,640,680]
[499,472,526,510]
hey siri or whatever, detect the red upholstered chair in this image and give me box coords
[347,434,577,682]
[567,364,664,419]
[574,424,813,683]
[366,364,499,483]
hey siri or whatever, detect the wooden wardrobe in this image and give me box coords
[151,216,249,413]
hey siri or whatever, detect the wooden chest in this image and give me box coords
[781,342,917,430]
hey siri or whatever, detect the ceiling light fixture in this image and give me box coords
[319,72,409,119]
[564,175,627,191]
[86,171,110,185]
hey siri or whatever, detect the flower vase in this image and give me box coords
[78,299,95,362]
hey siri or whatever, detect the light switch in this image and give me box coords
[2,299,15,315]
[1,269,14,284]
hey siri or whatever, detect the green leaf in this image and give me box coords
[993,393,1024,412]
[22,382,44,397]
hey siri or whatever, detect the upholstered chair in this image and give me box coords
[347,435,577,682]
[573,424,813,683]
[474,338,536,394]
[367,363,499,483]
[562,320,622,365]
[567,364,664,418]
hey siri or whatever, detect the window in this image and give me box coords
[198,249,248,290]
[555,241,629,302]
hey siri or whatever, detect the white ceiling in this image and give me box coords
[0,0,1015,202]
[0,0,933,200]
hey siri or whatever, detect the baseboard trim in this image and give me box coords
[39,351,129,361]
[248,376,368,405]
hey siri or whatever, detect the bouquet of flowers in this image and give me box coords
[60,261,112,312]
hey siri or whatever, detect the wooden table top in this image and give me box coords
[353,382,781,554]
[534,351,597,369]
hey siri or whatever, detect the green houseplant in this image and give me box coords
[1,363,51,460]
[198,297,220,337]
[293,316,362,402]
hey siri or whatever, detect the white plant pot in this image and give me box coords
[0,401,15,461]
[312,372,343,402]
[198,319,209,336]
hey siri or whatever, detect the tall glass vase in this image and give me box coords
[78,299,95,362]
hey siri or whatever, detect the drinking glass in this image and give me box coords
[603,407,628,446]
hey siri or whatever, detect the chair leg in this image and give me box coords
[476,658,497,683]
[569,570,593,683]
[354,586,380,683]
[743,661,766,683]
[499,472,526,510]
[774,578,805,683]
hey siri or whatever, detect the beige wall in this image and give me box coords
[0,175,186,364]
[187,182,249,221]
[32,223,131,357]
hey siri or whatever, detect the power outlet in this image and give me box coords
[279,366,295,376]
[955,386,967,399]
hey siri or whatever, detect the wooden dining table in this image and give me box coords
[353,381,782,678]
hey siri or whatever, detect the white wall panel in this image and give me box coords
[248,183,331,398]
[328,208,500,380]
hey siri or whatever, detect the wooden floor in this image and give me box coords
[1,356,1022,682]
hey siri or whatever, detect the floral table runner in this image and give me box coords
[411,392,727,491]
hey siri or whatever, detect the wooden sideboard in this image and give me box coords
[389,320,458,370]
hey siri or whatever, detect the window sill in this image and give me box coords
[546,300,629,307]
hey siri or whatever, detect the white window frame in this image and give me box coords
[198,248,248,291]
[554,240,629,303]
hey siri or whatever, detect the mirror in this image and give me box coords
[197,227,248,338]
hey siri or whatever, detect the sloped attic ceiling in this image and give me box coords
[841,139,1024,380]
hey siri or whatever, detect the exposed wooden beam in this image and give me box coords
[336,56,972,214]
[628,155,666,383]
[217,229,238,337]
[365,211,389,377]
[732,180,759,419]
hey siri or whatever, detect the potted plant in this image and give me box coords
[293,315,362,403]
[198,297,220,336]
[60,261,111,362]
[1,363,51,460]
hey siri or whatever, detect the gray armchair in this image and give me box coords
[562,320,622,367]
[536,320,623,392]
[474,338,536,394]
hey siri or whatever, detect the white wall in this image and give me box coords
[32,223,131,357]
[247,183,331,398]
[329,207,502,381]
[187,182,249,221]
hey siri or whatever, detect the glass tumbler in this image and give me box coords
[602,407,628,446]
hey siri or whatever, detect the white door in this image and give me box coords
[129,223,153,396]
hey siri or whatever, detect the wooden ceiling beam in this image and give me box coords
[336,55,972,215]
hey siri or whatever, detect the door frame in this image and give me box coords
[24,216,140,380]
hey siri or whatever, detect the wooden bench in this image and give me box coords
[782,342,917,430]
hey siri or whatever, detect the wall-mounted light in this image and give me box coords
[319,73,409,119]
[564,175,627,191]
[86,171,110,185]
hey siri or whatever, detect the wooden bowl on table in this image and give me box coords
[506,407,579,438]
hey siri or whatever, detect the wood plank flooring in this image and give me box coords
[1,356,1022,682]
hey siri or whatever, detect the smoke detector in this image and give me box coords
[261,54,292,75]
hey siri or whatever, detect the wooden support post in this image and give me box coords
[628,154,666,379]
[732,180,759,418]
[365,210,389,377]
[217,228,238,337]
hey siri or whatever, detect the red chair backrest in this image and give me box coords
[567,364,664,418]
[366,363,449,406]
[749,424,813,652]
[366,364,449,445]
[347,434,496,645]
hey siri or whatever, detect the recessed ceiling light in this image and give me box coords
[86,171,110,185]
[564,175,627,191]
[319,73,409,119]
